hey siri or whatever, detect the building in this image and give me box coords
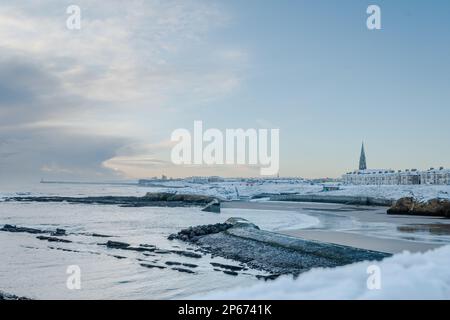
[342,143,449,185]
[420,167,450,185]
[343,169,400,185]
[185,176,225,184]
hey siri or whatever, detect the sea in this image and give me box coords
[0,182,318,299]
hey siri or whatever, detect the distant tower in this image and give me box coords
[359,142,367,171]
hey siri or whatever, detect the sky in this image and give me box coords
[0,0,449,183]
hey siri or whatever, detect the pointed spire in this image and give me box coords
[359,142,367,170]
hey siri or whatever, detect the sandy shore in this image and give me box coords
[223,201,450,254]
[280,230,440,254]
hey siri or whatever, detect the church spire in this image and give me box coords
[359,142,367,170]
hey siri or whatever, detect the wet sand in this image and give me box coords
[223,201,450,254]
[280,230,440,254]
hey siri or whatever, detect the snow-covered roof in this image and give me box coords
[422,167,450,174]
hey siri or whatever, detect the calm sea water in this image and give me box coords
[0,183,318,299]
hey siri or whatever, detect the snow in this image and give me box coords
[198,245,450,300]
[310,185,450,202]
[2,179,449,203]
[160,180,450,202]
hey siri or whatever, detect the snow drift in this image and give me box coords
[199,245,450,300]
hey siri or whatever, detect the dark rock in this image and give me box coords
[140,244,156,248]
[51,228,66,236]
[104,241,130,249]
[0,291,31,300]
[222,270,239,276]
[100,241,157,253]
[0,224,46,234]
[388,197,450,218]
[154,249,171,254]
[36,236,72,243]
[124,246,156,252]
[140,263,166,269]
[112,255,127,260]
[210,262,245,271]
[256,274,281,281]
[165,261,182,266]
[170,250,202,259]
[171,267,195,274]
[143,253,156,257]
[167,223,233,242]
[144,192,218,205]
[182,263,198,268]
[6,192,219,208]
[48,246,80,253]
[202,199,221,213]
[90,233,112,238]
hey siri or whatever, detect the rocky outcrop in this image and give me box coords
[36,236,72,243]
[0,224,114,240]
[387,197,450,218]
[168,222,233,242]
[202,199,221,213]
[0,225,71,243]
[0,224,47,234]
[142,192,217,205]
[169,218,390,276]
[0,291,31,300]
[6,192,219,208]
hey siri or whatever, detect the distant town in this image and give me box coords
[342,143,450,185]
[138,143,450,187]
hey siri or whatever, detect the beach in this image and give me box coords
[223,201,450,254]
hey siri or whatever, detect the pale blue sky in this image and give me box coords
[0,0,449,181]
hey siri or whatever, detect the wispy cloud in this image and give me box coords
[0,0,247,181]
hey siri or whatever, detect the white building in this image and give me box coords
[420,167,450,185]
[342,144,448,185]
[342,169,424,185]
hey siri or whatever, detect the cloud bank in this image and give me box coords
[0,0,245,182]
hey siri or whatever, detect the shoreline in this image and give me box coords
[280,230,441,254]
[223,201,450,254]
[268,194,394,206]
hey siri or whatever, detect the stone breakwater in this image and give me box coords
[388,197,450,218]
[169,218,391,276]
[268,194,394,206]
[5,192,220,208]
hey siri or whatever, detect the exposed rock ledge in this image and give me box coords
[169,218,390,276]
[5,192,220,208]
[0,291,30,300]
[388,197,450,218]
